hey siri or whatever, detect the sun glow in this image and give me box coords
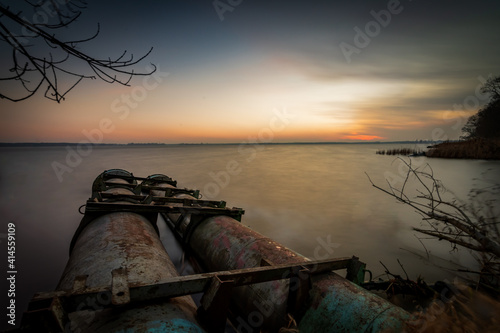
[340,133,385,141]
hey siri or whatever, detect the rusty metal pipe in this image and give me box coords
[181,215,410,332]
[113,172,409,332]
[54,169,205,332]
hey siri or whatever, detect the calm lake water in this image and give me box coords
[1,143,499,328]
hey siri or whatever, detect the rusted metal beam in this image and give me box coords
[84,201,244,219]
[96,192,226,208]
[28,257,355,315]
[140,185,199,198]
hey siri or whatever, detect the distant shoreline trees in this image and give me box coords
[461,76,500,140]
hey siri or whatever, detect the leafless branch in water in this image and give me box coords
[367,158,500,295]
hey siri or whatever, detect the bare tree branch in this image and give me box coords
[367,159,500,294]
[0,1,156,102]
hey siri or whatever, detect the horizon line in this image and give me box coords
[0,140,446,147]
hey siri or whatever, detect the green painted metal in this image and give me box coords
[299,273,410,332]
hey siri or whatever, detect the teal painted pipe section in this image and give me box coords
[183,215,409,332]
[299,273,410,332]
[113,319,205,333]
[144,319,206,333]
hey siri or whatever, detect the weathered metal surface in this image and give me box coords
[84,201,242,217]
[58,212,178,290]
[91,169,138,194]
[49,170,205,332]
[20,170,410,332]
[183,215,410,332]
[299,273,410,332]
[188,215,308,332]
[346,257,367,285]
[111,268,130,305]
[28,256,355,315]
[98,193,225,207]
[68,300,205,333]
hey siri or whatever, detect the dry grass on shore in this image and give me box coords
[426,138,500,159]
[405,286,500,333]
[376,147,425,156]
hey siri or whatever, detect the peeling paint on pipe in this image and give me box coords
[183,215,409,332]
[188,215,307,332]
[55,169,205,332]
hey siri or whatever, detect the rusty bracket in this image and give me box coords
[198,276,235,332]
[72,275,88,293]
[287,266,312,318]
[139,185,199,198]
[142,194,153,204]
[111,268,130,305]
[346,256,367,285]
[20,294,68,332]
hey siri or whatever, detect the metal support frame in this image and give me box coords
[346,257,367,285]
[69,191,244,254]
[23,257,363,332]
[198,276,235,332]
[23,171,375,332]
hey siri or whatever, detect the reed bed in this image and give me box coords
[426,138,500,159]
[376,147,425,156]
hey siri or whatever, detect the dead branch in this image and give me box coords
[367,158,500,294]
[0,1,156,102]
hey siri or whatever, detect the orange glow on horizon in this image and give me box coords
[340,134,385,141]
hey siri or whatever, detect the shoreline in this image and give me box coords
[426,138,500,160]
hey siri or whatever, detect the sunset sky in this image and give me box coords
[1,0,499,143]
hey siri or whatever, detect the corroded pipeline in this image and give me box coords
[188,216,410,332]
[49,169,205,332]
[18,170,410,332]
[148,175,410,332]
